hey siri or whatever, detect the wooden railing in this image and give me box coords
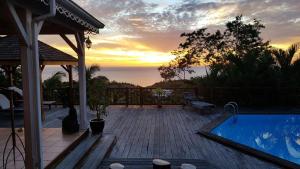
[197,87,300,106]
[43,87,300,106]
[106,87,197,106]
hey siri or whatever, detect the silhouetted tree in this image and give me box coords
[43,71,66,89]
[272,43,300,86]
[161,15,280,87]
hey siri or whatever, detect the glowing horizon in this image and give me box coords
[40,0,300,67]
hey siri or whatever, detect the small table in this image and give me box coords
[43,101,56,110]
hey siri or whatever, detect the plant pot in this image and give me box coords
[90,119,105,134]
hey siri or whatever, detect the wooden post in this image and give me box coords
[9,5,44,168]
[139,87,143,107]
[126,88,129,107]
[40,65,45,121]
[76,32,88,130]
[68,65,73,106]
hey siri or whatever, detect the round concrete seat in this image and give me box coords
[181,163,196,169]
[152,159,171,169]
[110,163,125,169]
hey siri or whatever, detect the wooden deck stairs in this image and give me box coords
[99,158,219,169]
[48,133,116,169]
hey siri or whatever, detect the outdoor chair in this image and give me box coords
[183,92,216,113]
[6,86,56,109]
[0,93,23,115]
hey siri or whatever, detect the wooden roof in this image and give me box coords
[0,0,104,34]
[0,36,78,65]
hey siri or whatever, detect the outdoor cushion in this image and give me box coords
[181,163,196,169]
[109,163,124,169]
[191,101,215,109]
[8,86,23,96]
[0,94,10,110]
[153,159,171,169]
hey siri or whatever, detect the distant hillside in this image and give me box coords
[108,81,141,88]
[148,80,196,88]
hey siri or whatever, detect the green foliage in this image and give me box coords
[0,66,22,87]
[272,43,300,86]
[161,15,300,88]
[149,80,195,88]
[86,64,101,82]
[87,75,109,111]
[94,104,108,120]
[43,71,66,89]
[0,68,7,87]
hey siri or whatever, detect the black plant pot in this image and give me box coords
[90,119,105,134]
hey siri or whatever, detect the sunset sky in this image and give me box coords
[40,0,300,67]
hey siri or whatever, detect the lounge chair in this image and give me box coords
[183,92,216,112]
[5,86,56,109]
[0,93,23,115]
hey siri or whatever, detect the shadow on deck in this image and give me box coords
[101,105,280,169]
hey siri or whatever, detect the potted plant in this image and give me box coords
[87,75,109,134]
[90,104,107,134]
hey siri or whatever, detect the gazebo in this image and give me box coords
[0,0,104,168]
[0,35,78,120]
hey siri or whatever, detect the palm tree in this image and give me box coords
[86,64,101,82]
[272,43,300,86]
[272,43,300,71]
[76,64,101,82]
[43,71,66,89]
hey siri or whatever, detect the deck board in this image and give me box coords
[102,106,281,169]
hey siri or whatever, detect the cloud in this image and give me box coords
[40,0,300,68]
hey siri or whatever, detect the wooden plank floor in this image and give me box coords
[102,105,281,169]
[0,128,85,169]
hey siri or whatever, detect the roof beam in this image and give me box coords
[60,34,78,54]
[7,1,29,45]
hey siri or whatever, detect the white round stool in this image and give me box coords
[152,159,171,169]
[109,163,124,169]
[181,163,196,169]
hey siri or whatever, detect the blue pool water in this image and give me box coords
[212,114,300,165]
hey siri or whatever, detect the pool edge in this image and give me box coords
[198,115,300,169]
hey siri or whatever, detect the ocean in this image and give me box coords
[42,66,207,87]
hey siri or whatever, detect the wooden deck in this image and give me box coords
[102,105,281,169]
[0,128,85,169]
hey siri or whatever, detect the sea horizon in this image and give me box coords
[42,66,208,87]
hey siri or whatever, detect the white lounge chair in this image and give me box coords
[0,93,23,114]
[0,94,10,110]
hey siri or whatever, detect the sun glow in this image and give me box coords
[52,39,176,67]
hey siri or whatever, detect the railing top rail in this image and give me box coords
[106,87,196,89]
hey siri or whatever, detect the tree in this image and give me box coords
[161,15,278,87]
[158,64,176,81]
[0,65,22,87]
[272,43,299,71]
[43,71,66,89]
[158,51,195,81]
[88,75,109,110]
[272,43,300,86]
[86,64,101,82]
[75,64,101,82]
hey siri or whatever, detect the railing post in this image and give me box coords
[139,87,143,107]
[210,87,214,103]
[194,87,198,97]
[126,88,129,107]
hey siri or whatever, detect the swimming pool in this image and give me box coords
[211,114,300,166]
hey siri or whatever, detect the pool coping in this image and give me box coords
[198,113,300,169]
